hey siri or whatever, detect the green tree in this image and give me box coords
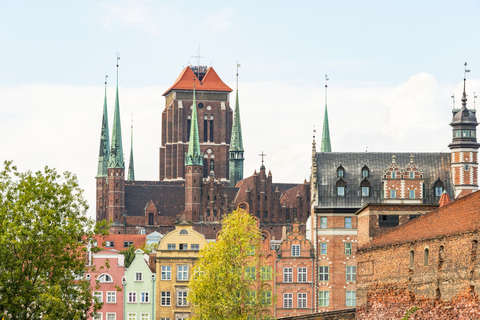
[188,208,274,320]
[0,161,108,320]
[120,244,136,268]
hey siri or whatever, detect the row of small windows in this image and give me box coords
[409,240,478,270]
[318,265,356,282]
[318,291,356,307]
[453,130,476,138]
[186,115,214,142]
[336,184,444,197]
[167,243,200,251]
[318,241,353,255]
[320,217,353,230]
[337,165,369,178]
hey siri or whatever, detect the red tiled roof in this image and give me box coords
[438,191,451,207]
[280,184,304,208]
[365,190,480,249]
[162,67,233,96]
[94,234,146,252]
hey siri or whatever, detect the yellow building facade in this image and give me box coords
[156,219,208,320]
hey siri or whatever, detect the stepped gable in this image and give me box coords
[365,190,480,249]
[124,181,185,217]
[163,66,232,96]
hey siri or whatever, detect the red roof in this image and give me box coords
[163,66,233,96]
[438,191,451,207]
[365,190,480,249]
[93,234,146,252]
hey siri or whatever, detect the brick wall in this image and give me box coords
[277,308,355,320]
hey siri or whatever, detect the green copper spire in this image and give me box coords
[185,80,202,166]
[127,119,135,180]
[321,75,332,152]
[229,82,244,151]
[96,74,110,178]
[229,63,245,187]
[108,56,125,168]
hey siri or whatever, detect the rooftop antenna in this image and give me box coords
[236,61,241,91]
[325,74,329,106]
[451,93,455,109]
[313,125,316,141]
[190,45,204,79]
[462,62,470,109]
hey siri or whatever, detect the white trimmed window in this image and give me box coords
[298,293,307,308]
[128,292,137,303]
[390,189,397,198]
[318,266,329,281]
[135,272,143,281]
[346,266,356,282]
[177,265,188,281]
[177,291,188,306]
[346,291,356,306]
[161,266,171,280]
[320,242,327,255]
[161,292,171,306]
[98,274,113,282]
[106,291,116,303]
[283,293,293,308]
[291,244,300,256]
[106,314,116,320]
[140,314,149,320]
[141,292,149,303]
[93,291,102,303]
[93,313,102,320]
[297,267,307,282]
[320,217,327,228]
[345,217,352,228]
[319,291,329,307]
[345,242,352,255]
[283,267,293,283]
[128,314,137,320]
[409,190,415,199]
[167,244,176,250]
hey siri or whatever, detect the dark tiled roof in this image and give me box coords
[125,182,185,217]
[280,184,307,207]
[315,152,453,208]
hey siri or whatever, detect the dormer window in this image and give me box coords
[337,186,345,196]
[336,178,347,196]
[361,166,369,178]
[360,178,370,197]
[337,166,344,178]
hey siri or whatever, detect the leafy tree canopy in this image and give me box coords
[120,244,136,269]
[0,161,108,320]
[188,208,273,320]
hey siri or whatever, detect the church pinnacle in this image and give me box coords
[321,75,332,152]
[96,74,110,177]
[108,55,125,169]
[229,63,245,187]
[185,79,203,166]
[127,118,135,180]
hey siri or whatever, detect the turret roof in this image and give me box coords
[163,66,233,96]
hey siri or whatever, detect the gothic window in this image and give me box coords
[210,115,214,142]
[203,159,208,178]
[424,248,429,266]
[409,250,415,269]
[337,165,344,178]
[361,165,369,178]
[203,115,208,142]
[433,179,444,197]
[187,115,191,141]
[360,178,370,197]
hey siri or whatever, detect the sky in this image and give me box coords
[1,0,480,220]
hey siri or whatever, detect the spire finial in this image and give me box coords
[451,93,455,109]
[127,115,135,180]
[96,73,111,177]
[259,151,266,169]
[108,53,125,169]
[462,62,470,109]
[321,75,332,152]
[392,154,396,164]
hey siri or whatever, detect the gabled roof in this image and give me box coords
[163,67,233,96]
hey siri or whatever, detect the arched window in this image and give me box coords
[187,115,191,141]
[336,178,347,196]
[361,165,369,178]
[471,240,478,264]
[203,158,208,178]
[438,245,445,270]
[409,250,415,269]
[98,274,113,283]
[180,229,189,235]
[360,178,370,197]
[203,115,208,142]
[337,165,345,178]
[424,248,429,266]
[433,178,444,197]
[210,115,214,142]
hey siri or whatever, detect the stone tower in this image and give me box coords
[229,66,244,187]
[449,65,479,198]
[184,80,203,221]
[159,66,233,182]
[106,57,126,226]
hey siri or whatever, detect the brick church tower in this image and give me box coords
[184,80,204,221]
[159,66,233,182]
[449,64,479,198]
[106,58,126,226]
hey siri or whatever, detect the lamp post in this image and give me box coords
[122,276,126,320]
[151,274,156,320]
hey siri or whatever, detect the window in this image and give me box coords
[424,248,429,266]
[291,244,300,256]
[177,265,188,281]
[246,291,256,305]
[337,167,344,177]
[346,291,356,306]
[319,291,329,307]
[410,214,420,220]
[140,314,149,320]
[123,241,133,248]
[135,272,143,281]
[390,189,396,198]
[435,187,443,196]
[465,164,470,171]
[453,130,460,137]
[320,217,327,228]
[128,292,137,303]
[346,266,356,282]
[283,293,293,308]
[345,242,352,255]
[93,313,102,320]
[391,172,396,178]
[283,267,293,283]
[463,130,470,137]
[472,130,476,137]
[261,266,272,280]
[98,274,112,282]
[177,291,188,306]
[362,186,370,197]
[409,190,415,199]
[179,244,188,250]
[191,244,200,251]
[179,229,188,235]
[320,242,327,255]
[409,171,414,178]
[93,291,102,303]
[167,244,176,250]
[128,314,136,320]
[345,217,352,228]
[141,292,149,303]
[106,241,114,247]
[298,267,307,282]
[298,293,307,308]
[318,266,329,281]
[204,119,208,142]
[261,291,272,305]
[106,291,116,303]
[409,250,415,269]
[246,245,255,255]
[106,314,116,320]
[337,186,345,196]
[246,266,256,280]
[161,292,171,306]
[362,168,369,178]
[210,119,214,142]
[161,318,171,320]
[161,266,171,280]
[379,215,399,227]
